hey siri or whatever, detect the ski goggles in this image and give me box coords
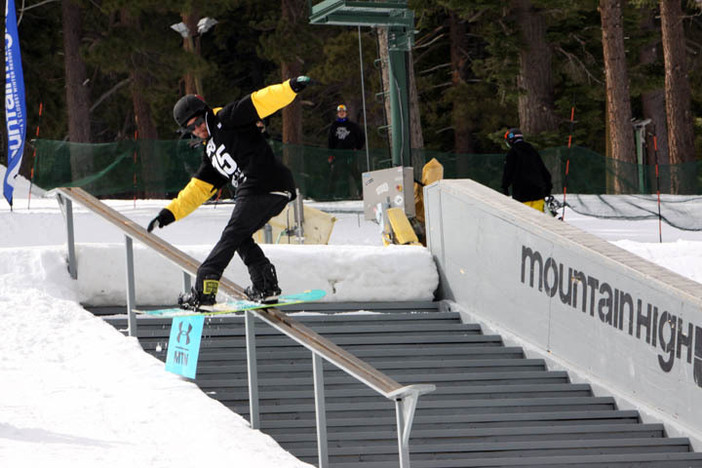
[184,116,205,133]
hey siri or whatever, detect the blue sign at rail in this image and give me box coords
[165,316,205,379]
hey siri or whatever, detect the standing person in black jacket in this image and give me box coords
[147,76,313,309]
[327,104,364,197]
[501,128,553,212]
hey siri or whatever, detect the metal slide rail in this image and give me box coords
[52,187,435,468]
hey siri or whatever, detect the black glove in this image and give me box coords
[147,209,175,232]
[289,76,313,93]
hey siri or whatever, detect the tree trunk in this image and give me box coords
[281,0,304,145]
[281,61,302,145]
[513,0,559,135]
[600,0,637,194]
[62,0,93,183]
[377,28,393,150]
[62,0,90,144]
[449,11,474,155]
[121,8,162,197]
[130,75,158,141]
[408,47,424,172]
[638,8,670,192]
[120,9,158,141]
[660,0,696,193]
[181,10,202,96]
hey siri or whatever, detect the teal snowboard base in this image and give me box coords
[135,289,326,318]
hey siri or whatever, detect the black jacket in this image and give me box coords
[328,119,364,150]
[194,100,296,198]
[165,81,298,221]
[501,140,552,202]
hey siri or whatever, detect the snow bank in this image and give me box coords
[0,243,439,306]
[0,248,313,468]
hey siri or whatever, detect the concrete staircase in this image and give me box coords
[103,302,702,467]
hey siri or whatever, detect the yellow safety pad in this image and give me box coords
[202,279,219,295]
[414,158,444,224]
[387,207,421,246]
[251,81,296,119]
[166,178,216,221]
[422,157,444,185]
[255,204,336,245]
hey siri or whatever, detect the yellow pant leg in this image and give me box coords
[523,199,545,212]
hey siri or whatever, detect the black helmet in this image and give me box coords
[504,128,524,147]
[173,95,209,129]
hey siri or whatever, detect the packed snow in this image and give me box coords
[1,168,701,467]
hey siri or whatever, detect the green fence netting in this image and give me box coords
[32,139,203,198]
[29,138,702,229]
[560,194,702,231]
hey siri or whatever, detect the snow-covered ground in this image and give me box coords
[1,169,701,468]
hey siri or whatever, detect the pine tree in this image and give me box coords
[660,0,697,193]
[600,0,636,193]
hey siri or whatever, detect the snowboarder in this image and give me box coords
[327,104,364,197]
[147,76,313,309]
[501,128,553,213]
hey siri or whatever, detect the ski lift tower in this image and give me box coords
[309,0,415,168]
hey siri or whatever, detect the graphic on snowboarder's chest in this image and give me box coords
[335,126,351,140]
[206,138,245,186]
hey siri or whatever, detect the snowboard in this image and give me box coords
[135,289,326,318]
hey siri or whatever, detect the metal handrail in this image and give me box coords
[52,186,435,468]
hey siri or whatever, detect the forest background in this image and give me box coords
[4,0,702,194]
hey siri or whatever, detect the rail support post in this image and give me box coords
[124,235,137,337]
[182,272,191,293]
[313,353,329,468]
[245,310,260,429]
[390,384,436,468]
[56,194,77,280]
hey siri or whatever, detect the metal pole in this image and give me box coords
[632,119,651,194]
[124,236,137,337]
[245,310,260,429]
[651,129,663,243]
[294,189,304,244]
[358,26,371,172]
[58,195,78,280]
[182,272,192,293]
[313,353,329,468]
[388,385,434,468]
[387,28,411,168]
[263,224,273,244]
[395,393,421,468]
[395,397,410,467]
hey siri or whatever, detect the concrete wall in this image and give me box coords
[425,179,702,442]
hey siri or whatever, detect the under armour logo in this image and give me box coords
[177,322,193,345]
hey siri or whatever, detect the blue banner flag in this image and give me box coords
[165,316,205,379]
[3,0,26,207]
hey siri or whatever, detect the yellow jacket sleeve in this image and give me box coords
[165,178,216,221]
[251,80,297,119]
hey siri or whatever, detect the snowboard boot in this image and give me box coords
[178,275,219,310]
[244,263,281,304]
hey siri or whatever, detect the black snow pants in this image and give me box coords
[195,193,289,290]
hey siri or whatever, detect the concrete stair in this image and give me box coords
[103,302,702,467]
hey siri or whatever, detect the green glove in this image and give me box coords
[290,76,313,93]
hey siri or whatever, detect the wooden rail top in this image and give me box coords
[53,187,435,400]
